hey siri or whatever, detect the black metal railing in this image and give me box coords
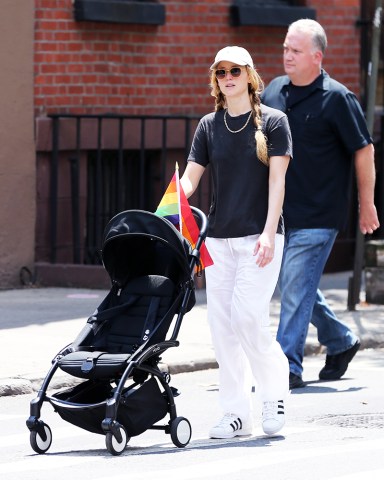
[44,113,211,265]
[41,112,384,272]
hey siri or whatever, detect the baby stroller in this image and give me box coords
[26,207,207,456]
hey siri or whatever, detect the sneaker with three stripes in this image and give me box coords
[262,400,285,435]
[209,413,253,439]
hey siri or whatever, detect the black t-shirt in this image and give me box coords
[261,70,372,230]
[187,104,292,238]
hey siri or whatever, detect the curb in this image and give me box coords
[165,358,219,375]
[0,360,220,398]
[2,339,384,397]
[0,378,35,397]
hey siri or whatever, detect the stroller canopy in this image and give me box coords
[101,210,193,288]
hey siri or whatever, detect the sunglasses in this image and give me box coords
[215,67,243,80]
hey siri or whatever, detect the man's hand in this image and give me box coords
[359,203,380,234]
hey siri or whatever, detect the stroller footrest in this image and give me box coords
[58,351,130,379]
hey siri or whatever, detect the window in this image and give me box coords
[230,0,316,27]
[74,0,165,25]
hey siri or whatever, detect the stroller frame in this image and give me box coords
[26,207,207,455]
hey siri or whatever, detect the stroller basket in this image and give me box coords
[50,377,168,437]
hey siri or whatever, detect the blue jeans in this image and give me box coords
[277,228,359,377]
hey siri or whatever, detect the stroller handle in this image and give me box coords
[187,206,209,277]
[171,206,208,342]
[190,206,208,247]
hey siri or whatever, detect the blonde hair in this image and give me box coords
[209,66,269,166]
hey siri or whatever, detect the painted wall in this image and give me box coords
[0,1,35,287]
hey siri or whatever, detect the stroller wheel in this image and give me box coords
[105,424,129,456]
[30,423,52,454]
[170,417,192,448]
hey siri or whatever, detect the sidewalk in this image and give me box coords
[1,271,384,396]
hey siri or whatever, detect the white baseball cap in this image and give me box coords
[210,46,254,70]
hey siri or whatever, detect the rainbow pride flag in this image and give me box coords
[153,172,181,228]
[155,171,213,270]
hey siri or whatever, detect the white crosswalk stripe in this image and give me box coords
[1,422,383,479]
[93,437,384,480]
[0,425,90,449]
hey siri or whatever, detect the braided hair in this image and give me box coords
[209,66,269,166]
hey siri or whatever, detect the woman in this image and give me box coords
[181,46,291,439]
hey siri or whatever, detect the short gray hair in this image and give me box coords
[288,19,327,54]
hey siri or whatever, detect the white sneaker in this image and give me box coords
[209,413,253,439]
[262,400,285,435]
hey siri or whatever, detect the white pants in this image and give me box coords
[205,234,289,420]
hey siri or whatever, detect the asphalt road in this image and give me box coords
[1,349,383,480]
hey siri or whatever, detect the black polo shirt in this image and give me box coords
[187,105,292,238]
[261,70,372,230]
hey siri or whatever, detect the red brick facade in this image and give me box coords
[34,0,362,118]
[31,0,370,286]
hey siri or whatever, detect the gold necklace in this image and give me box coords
[224,109,253,133]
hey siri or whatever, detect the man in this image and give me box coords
[262,19,380,389]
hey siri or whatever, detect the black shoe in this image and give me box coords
[289,372,306,389]
[319,340,361,380]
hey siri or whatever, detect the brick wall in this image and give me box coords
[34,0,362,117]
[309,0,361,92]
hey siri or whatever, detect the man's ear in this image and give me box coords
[313,50,323,66]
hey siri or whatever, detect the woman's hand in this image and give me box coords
[253,232,275,268]
[255,153,288,268]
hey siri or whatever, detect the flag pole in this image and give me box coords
[175,162,182,235]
